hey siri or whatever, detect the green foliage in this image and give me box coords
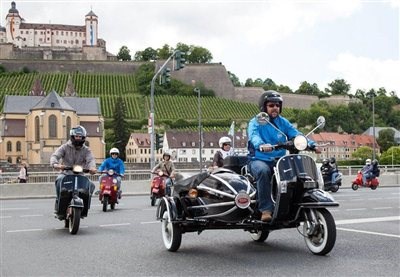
[352,146,373,161]
[379,146,400,165]
[228,71,241,87]
[324,79,351,95]
[377,128,396,152]
[0,65,5,73]
[112,96,130,161]
[117,46,132,61]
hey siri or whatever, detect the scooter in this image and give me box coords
[99,169,121,212]
[322,171,342,192]
[351,171,379,190]
[157,114,339,255]
[150,171,172,206]
[55,165,93,235]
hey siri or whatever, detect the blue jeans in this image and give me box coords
[362,172,373,184]
[331,172,338,184]
[249,159,275,213]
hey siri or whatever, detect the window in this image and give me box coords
[35,116,40,142]
[6,141,12,152]
[16,141,21,152]
[7,157,12,163]
[49,115,57,138]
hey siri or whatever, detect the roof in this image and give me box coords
[310,132,378,148]
[363,127,400,142]
[3,91,101,115]
[19,23,85,32]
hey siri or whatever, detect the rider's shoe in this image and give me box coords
[118,190,122,199]
[261,211,272,222]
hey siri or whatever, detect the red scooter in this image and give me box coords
[351,171,379,190]
[99,169,121,212]
[150,171,171,206]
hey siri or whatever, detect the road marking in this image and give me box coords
[337,227,400,238]
[7,228,43,233]
[336,216,400,225]
[142,208,156,211]
[0,216,12,219]
[20,214,44,217]
[100,223,131,227]
[346,208,367,211]
[1,208,30,211]
[372,207,392,210]
[141,221,158,224]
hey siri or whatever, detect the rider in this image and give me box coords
[247,90,315,222]
[320,158,333,180]
[50,125,97,211]
[329,157,339,184]
[152,152,176,195]
[98,147,125,198]
[212,136,235,167]
[361,158,373,185]
[371,159,380,178]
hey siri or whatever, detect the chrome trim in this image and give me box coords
[195,205,238,219]
[189,201,236,209]
[210,174,238,195]
[197,184,235,199]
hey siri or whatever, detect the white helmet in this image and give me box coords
[110,147,120,155]
[365,158,371,165]
[219,136,232,148]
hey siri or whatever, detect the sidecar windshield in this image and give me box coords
[276,154,320,183]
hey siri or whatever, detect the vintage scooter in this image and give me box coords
[157,114,339,255]
[150,171,172,206]
[322,171,342,193]
[55,165,93,234]
[351,171,379,190]
[99,169,121,212]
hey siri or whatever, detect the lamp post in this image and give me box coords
[193,81,202,172]
[372,93,376,160]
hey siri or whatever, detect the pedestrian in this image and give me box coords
[18,162,28,183]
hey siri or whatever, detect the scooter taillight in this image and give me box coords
[100,184,104,190]
[113,185,118,191]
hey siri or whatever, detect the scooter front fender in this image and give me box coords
[156,197,178,221]
[70,196,84,209]
[301,189,339,208]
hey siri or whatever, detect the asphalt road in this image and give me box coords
[1,187,399,277]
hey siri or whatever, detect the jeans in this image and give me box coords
[362,172,373,184]
[249,159,275,213]
[331,172,339,184]
[165,177,173,196]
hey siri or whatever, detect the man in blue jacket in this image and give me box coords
[98,147,125,198]
[247,90,315,222]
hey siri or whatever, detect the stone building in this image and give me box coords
[0,82,105,165]
[0,1,113,60]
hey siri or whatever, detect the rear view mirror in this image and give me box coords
[256,112,269,125]
[317,116,326,129]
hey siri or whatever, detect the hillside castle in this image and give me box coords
[0,1,114,60]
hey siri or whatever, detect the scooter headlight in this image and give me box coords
[108,169,115,176]
[112,178,117,184]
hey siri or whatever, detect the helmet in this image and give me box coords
[330,157,336,164]
[372,159,378,166]
[163,152,171,159]
[219,136,232,148]
[70,125,87,147]
[258,90,283,113]
[110,147,119,155]
[365,158,371,165]
[322,158,329,165]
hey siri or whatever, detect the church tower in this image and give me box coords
[85,10,98,46]
[5,1,22,43]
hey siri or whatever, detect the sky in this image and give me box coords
[0,0,399,95]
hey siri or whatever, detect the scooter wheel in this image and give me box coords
[351,183,358,191]
[330,185,339,193]
[371,185,377,190]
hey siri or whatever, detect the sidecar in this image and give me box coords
[156,167,256,251]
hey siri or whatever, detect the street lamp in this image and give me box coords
[372,93,376,160]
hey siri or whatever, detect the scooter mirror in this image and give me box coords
[256,112,269,125]
[317,116,326,129]
[293,135,308,151]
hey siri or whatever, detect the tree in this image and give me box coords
[228,71,241,87]
[157,44,172,59]
[379,146,400,165]
[325,79,351,95]
[134,47,157,61]
[187,45,213,63]
[116,46,131,61]
[262,78,277,91]
[352,146,373,161]
[296,81,321,96]
[377,128,396,153]
[112,96,130,161]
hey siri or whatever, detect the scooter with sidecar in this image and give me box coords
[156,114,339,255]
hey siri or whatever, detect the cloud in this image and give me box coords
[328,53,400,95]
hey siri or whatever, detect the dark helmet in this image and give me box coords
[258,90,283,113]
[322,158,329,165]
[330,157,336,164]
[70,125,87,147]
[372,159,378,166]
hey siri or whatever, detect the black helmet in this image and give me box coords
[330,157,336,164]
[322,158,329,165]
[70,125,87,148]
[372,159,378,166]
[258,90,283,113]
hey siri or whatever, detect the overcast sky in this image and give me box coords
[1,0,398,95]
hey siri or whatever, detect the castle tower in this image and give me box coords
[85,10,98,46]
[5,1,22,43]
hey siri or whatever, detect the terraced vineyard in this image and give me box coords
[0,72,295,125]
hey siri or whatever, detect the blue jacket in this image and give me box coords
[98,157,125,175]
[247,115,305,162]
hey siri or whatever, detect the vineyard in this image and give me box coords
[0,72,296,126]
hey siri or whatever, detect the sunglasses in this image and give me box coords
[267,103,281,108]
[111,153,118,155]
[223,143,231,146]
